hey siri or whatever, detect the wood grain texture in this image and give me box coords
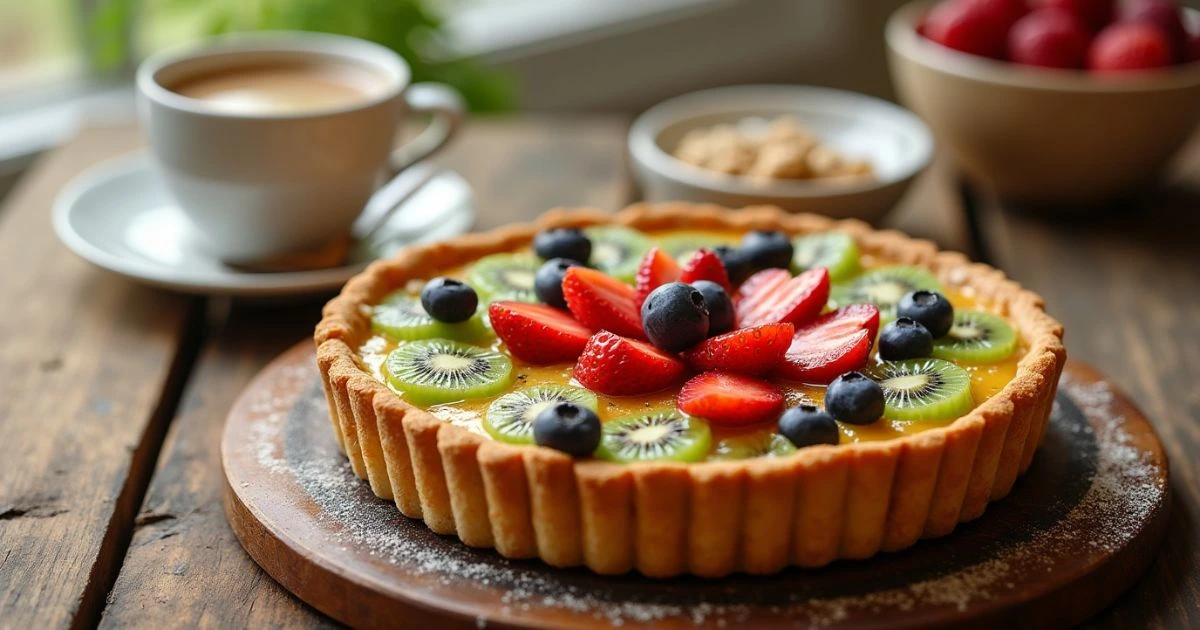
[426,116,635,228]
[98,300,337,629]
[100,117,634,627]
[885,158,972,255]
[974,138,1200,628]
[0,126,202,628]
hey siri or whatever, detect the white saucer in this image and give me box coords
[52,152,475,297]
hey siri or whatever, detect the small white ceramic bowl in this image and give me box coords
[628,85,934,223]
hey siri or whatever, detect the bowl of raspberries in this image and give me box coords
[887,0,1200,206]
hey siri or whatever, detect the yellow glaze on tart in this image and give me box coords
[355,287,1022,448]
[316,203,1065,577]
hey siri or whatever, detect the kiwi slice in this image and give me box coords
[484,384,598,445]
[864,358,974,421]
[792,232,859,281]
[584,226,652,281]
[831,265,943,320]
[467,254,540,303]
[656,232,735,263]
[371,291,490,342]
[710,431,797,461]
[595,410,711,463]
[932,310,1018,363]
[384,339,513,406]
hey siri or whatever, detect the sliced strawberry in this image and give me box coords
[733,268,790,315]
[776,304,880,384]
[634,247,682,310]
[679,248,732,293]
[682,323,793,375]
[562,266,646,339]
[489,302,593,364]
[735,267,830,328]
[677,372,784,426]
[573,331,685,395]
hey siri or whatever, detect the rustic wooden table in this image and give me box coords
[0,119,1196,629]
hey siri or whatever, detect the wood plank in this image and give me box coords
[0,126,202,628]
[885,158,973,255]
[427,116,634,229]
[99,300,338,629]
[973,138,1200,628]
[100,117,632,627]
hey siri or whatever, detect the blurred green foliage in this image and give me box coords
[86,0,515,111]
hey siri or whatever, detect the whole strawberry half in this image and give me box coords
[634,247,682,310]
[734,267,830,328]
[777,304,880,384]
[1044,0,1113,33]
[563,266,646,339]
[1089,22,1173,70]
[677,372,785,426]
[922,0,1013,59]
[573,331,685,396]
[1123,0,1187,62]
[679,248,732,293]
[489,301,593,364]
[1009,8,1091,68]
[682,323,794,375]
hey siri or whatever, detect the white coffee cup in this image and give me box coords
[137,32,464,263]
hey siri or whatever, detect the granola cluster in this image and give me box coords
[673,116,873,183]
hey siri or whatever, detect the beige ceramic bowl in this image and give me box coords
[887,1,1200,205]
[628,85,934,224]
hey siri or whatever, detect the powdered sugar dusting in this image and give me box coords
[250,362,312,474]
[255,369,1165,628]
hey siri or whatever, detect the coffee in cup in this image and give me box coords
[168,59,388,115]
[137,32,463,263]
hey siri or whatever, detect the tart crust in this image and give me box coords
[315,203,1066,577]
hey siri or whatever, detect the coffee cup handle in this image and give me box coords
[388,83,466,176]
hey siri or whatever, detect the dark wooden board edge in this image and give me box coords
[222,343,1170,629]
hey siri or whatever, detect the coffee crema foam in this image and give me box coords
[169,60,387,114]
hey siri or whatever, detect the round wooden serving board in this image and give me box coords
[222,342,1169,629]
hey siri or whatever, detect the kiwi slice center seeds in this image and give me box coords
[865,358,973,422]
[484,384,598,445]
[384,339,513,406]
[932,310,1019,363]
[597,411,711,463]
[503,269,535,291]
[948,321,985,341]
[429,353,478,373]
[880,373,942,406]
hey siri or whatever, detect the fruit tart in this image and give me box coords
[315,202,1065,577]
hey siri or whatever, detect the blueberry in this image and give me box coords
[533,228,591,264]
[825,372,884,425]
[778,404,840,448]
[712,245,753,285]
[533,402,602,457]
[878,317,934,360]
[420,277,478,323]
[897,290,954,338]
[691,280,734,336]
[534,258,582,308]
[740,231,794,270]
[641,282,709,352]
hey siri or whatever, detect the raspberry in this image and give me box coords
[1089,22,1173,71]
[1009,9,1091,68]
